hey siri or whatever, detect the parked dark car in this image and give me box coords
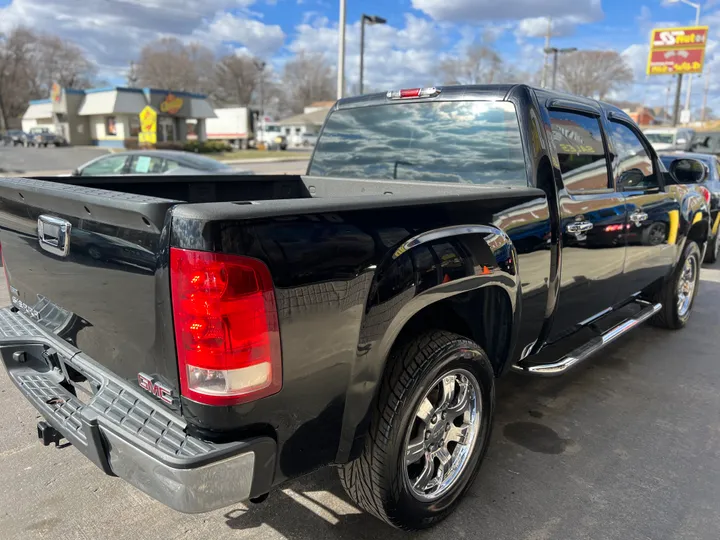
[0,85,709,530]
[72,150,252,176]
[28,127,62,147]
[660,152,720,262]
[1,129,30,146]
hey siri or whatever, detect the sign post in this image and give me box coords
[646,26,708,126]
[138,105,157,146]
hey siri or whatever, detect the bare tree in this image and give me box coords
[32,34,97,94]
[135,37,215,93]
[0,28,40,131]
[557,50,633,100]
[281,51,335,114]
[440,45,503,85]
[212,54,266,107]
[0,27,98,130]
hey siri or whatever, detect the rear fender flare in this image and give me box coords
[335,224,520,463]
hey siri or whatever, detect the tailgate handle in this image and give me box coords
[38,215,72,257]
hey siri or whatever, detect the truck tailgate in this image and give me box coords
[0,177,181,399]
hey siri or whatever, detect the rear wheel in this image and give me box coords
[650,240,700,329]
[339,330,494,530]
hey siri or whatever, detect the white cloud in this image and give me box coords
[194,12,286,57]
[412,0,603,24]
[0,0,283,75]
[287,14,447,91]
[516,15,596,38]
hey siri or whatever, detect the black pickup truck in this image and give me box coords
[0,85,709,530]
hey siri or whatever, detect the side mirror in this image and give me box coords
[71,168,80,176]
[669,158,707,183]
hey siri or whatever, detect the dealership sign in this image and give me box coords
[646,26,708,75]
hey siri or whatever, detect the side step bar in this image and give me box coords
[512,300,662,377]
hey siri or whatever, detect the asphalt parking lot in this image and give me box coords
[0,145,110,175]
[1,264,720,540]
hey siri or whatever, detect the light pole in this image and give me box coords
[667,0,701,123]
[337,0,346,99]
[544,47,577,90]
[359,14,387,95]
[254,60,266,146]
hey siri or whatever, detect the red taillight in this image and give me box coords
[699,186,711,205]
[400,88,421,98]
[170,248,281,406]
[387,87,441,100]
[604,224,632,232]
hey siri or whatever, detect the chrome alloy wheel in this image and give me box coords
[403,368,482,501]
[677,255,697,318]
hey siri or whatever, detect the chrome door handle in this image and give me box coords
[567,221,594,234]
[629,211,648,225]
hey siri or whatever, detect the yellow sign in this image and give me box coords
[160,93,183,115]
[139,106,157,145]
[646,26,708,76]
[51,83,62,104]
[139,131,157,144]
[139,106,157,133]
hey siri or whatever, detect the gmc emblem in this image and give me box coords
[137,372,174,405]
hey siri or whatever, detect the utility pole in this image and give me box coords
[684,3,701,123]
[254,60,266,145]
[336,0,346,99]
[701,74,710,123]
[541,17,552,88]
[672,74,683,127]
[127,61,138,88]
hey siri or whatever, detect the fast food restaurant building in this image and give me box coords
[22,84,215,148]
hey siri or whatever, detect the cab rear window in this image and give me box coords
[308,101,526,185]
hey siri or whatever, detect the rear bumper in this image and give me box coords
[0,307,276,513]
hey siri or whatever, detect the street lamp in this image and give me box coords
[359,14,387,95]
[667,0,701,123]
[544,47,577,90]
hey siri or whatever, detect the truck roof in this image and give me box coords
[335,84,630,122]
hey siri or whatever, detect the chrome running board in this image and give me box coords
[512,300,662,377]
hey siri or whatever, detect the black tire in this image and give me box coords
[642,222,667,246]
[338,330,495,530]
[704,233,719,264]
[650,240,701,329]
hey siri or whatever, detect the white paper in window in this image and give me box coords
[135,156,151,173]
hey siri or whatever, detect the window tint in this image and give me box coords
[548,110,610,192]
[608,122,656,190]
[80,155,128,176]
[309,101,526,185]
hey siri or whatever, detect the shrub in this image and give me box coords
[124,138,139,150]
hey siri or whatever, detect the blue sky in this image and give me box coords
[1,0,720,113]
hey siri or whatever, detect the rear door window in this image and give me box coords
[548,110,611,192]
[309,101,526,185]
